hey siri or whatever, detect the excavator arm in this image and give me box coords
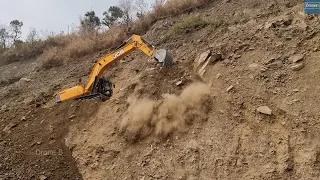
[57,34,172,102]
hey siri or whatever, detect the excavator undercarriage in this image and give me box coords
[75,77,114,101]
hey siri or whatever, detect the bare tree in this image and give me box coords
[135,0,148,18]
[26,27,39,44]
[119,0,134,25]
[9,20,23,43]
[0,26,9,49]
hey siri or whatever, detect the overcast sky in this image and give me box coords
[0,0,154,39]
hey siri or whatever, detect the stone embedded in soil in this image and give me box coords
[291,63,304,71]
[293,89,299,92]
[209,53,223,63]
[234,54,241,59]
[175,80,183,86]
[267,61,283,69]
[39,175,47,180]
[3,122,18,133]
[21,116,26,121]
[1,104,7,111]
[257,106,272,115]
[198,60,209,77]
[226,85,234,92]
[69,115,76,119]
[20,77,32,82]
[289,54,304,63]
[249,63,259,69]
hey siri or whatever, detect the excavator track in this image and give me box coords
[75,93,106,101]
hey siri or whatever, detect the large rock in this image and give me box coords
[257,106,272,115]
[196,50,211,68]
[289,54,304,63]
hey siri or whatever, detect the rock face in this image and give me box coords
[257,106,272,115]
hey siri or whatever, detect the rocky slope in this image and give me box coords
[2,0,320,179]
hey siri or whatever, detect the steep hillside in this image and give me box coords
[3,0,320,179]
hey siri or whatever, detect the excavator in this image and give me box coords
[56,34,172,103]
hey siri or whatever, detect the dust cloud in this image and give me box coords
[120,82,210,138]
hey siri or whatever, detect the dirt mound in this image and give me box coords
[120,83,210,139]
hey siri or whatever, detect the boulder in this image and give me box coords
[196,50,211,68]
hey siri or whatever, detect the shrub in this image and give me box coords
[170,15,211,34]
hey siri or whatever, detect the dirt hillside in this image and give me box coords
[2,0,320,179]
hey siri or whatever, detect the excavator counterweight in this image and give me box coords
[57,34,172,103]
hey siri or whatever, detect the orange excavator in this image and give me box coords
[56,34,172,102]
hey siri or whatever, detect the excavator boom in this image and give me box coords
[57,34,172,103]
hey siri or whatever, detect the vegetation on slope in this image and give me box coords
[0,0,212,67]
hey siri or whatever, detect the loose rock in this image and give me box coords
[20,78,32,82]
[196,50,211,67]
[257,106,272,115]
[293,89,299,92]
[21,116,26,121]
[39,175,47,180]
[249,63,259,69]
[226,85,234,92]
[291,63,304,71]
[69,115,76,119]
[267,61,283,69]
[216,73,221,79]
[289,54,304,63]
[1,104,7,111]
[3,122,18,133]
[175,80,183,86]
[209,53,223,63]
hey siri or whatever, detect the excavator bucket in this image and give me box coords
[154,49,173,67]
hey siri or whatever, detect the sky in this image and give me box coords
[0,0,154,39]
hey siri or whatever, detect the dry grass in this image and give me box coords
[39,47,64,69]
[170,15,211,34]
[1,0,212,68]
